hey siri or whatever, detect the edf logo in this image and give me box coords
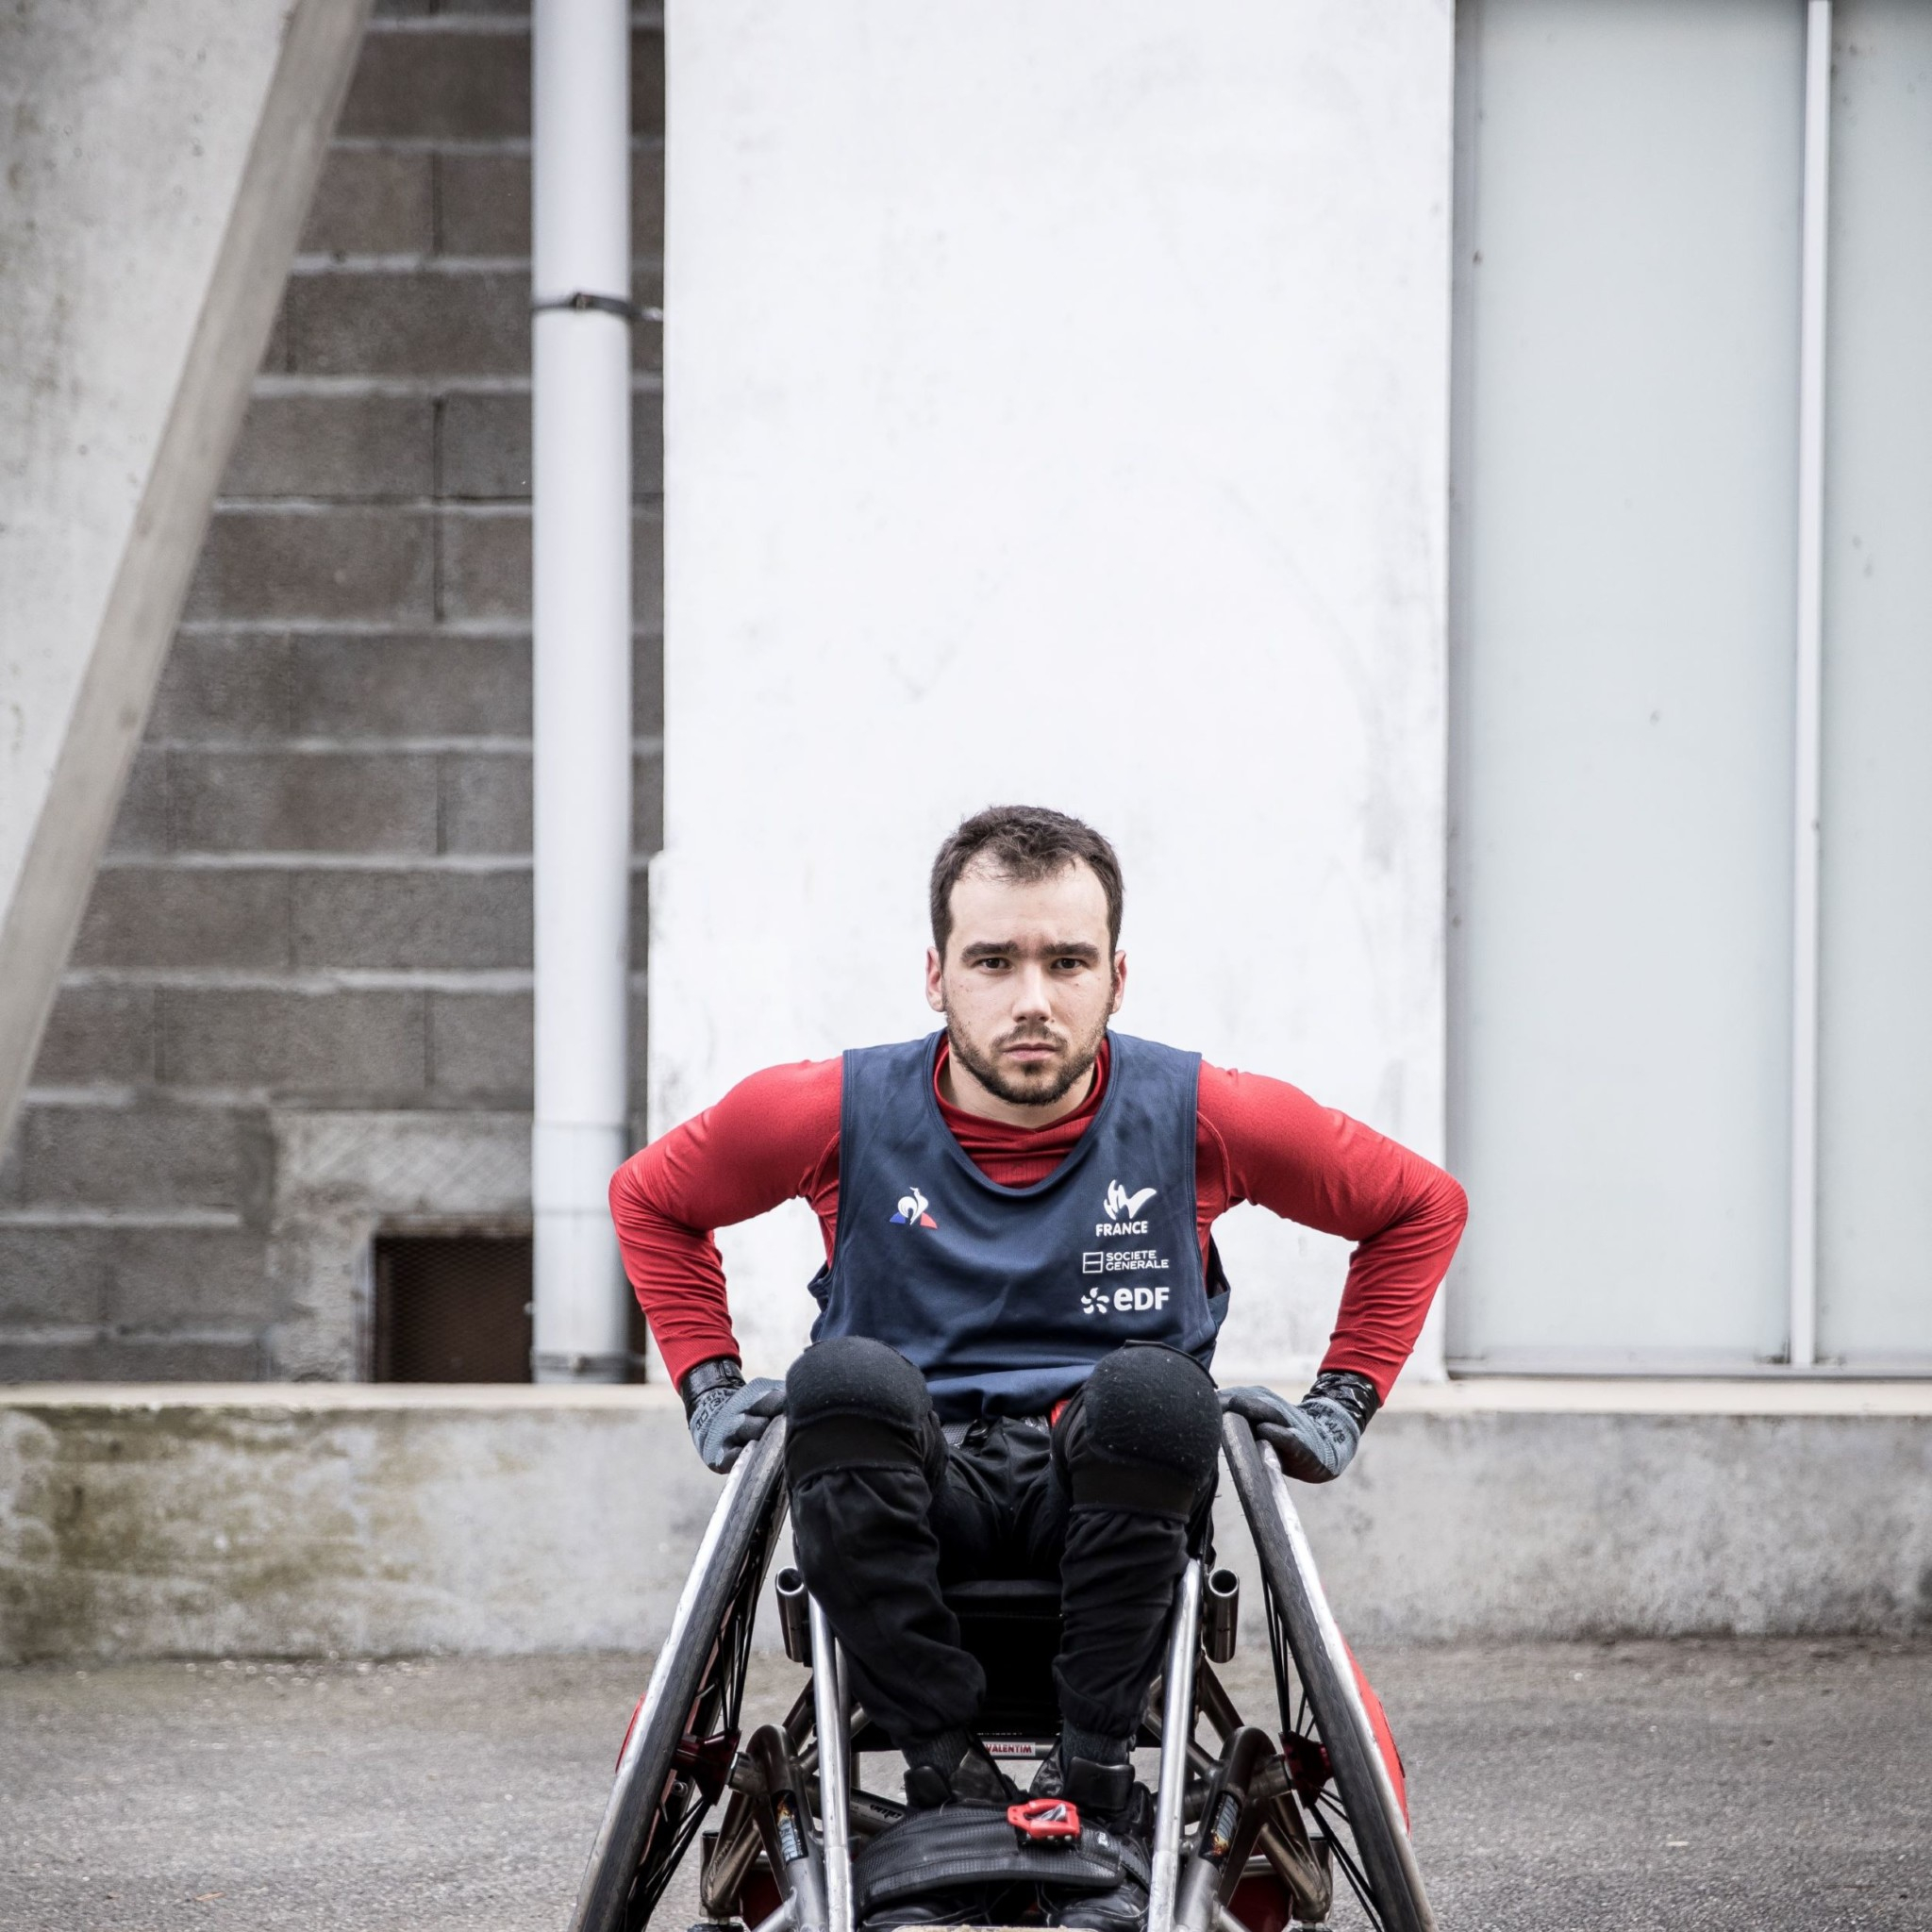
[1081,1283,1173,1317]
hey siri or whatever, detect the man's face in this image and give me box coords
[924,859,1126,1112]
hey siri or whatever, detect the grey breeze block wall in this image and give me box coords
[0,3,666,1382]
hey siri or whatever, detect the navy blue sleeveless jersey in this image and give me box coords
[806,1030,1229,1420]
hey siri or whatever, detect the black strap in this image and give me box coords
[678,1355,744,1417]
[853,1801,1146,1915]
[786,1413,924,1481]
[1069,1454,1197,1520]
[1305,1368,1381,1432]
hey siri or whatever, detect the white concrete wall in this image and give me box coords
[0,0,368,1144]
[655,0,1457,1384]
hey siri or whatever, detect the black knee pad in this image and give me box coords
[785,1336,936,1483]
[1065,1342,1221,1514]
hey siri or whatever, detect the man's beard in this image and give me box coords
[943,1008,1108,1110]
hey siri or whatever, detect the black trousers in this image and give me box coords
[786,1343,1220,1749]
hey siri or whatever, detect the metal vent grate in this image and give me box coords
[372,1234,534,1382]
[369,1234,652,1381]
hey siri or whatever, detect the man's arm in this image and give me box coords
[608,1058,842,1389]
[1198,1063,1468,1400]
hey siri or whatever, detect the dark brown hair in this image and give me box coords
[928,806,1124,958]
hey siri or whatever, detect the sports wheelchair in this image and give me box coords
[567,1414,1434,1932]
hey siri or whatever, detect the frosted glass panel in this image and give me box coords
[1816,3,1932,1366]
[1449,0,1804,1366]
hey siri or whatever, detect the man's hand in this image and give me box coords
[1218,1370,1381,1484]
[681,1357,786,1474]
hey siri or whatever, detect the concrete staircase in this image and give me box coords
[0,4,663,1381]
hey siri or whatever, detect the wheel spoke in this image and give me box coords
[1309,1800,1384,1932]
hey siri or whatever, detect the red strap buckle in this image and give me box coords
[1008,1797,1081,1840]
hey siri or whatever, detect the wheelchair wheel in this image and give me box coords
[1222,1414,1436,1932]
[569,1419,791,1932]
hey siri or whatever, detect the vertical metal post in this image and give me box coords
[1789,0,1832,1370]
[1147,1560,1205,1932]
[530,0,634,1382]
[808,1599,853,1932]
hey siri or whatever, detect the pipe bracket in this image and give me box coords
[532,291,660,325]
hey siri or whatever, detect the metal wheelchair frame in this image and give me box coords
[568,1415,1434,1932]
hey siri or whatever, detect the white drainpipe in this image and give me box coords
[530,0,634,1382]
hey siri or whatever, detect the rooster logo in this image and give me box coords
[891,1187,938,1229]
[1103,1180,1158,1222]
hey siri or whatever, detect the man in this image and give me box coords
[611,807,1465,1927]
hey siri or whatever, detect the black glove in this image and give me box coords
[680,1357,786,1474]
[1218,1370,1381,1484]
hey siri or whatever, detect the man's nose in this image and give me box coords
[1010,962,1053,1018]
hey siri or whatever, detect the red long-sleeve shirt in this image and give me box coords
[611,1041,1466,1400]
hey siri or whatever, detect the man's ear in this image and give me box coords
[924,946,945,1013]
[1109,949,1127,1015]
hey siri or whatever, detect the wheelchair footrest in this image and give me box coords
[851,1806,1148,1919]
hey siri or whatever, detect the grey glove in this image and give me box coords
[681,1357,786,1474]
[1218,1370,1381,1484]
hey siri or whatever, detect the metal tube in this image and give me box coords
[748,1899,799,1932]
[776,1568,813,1666]
[1173,1725,1271,1932]
[530,0,635,1382]
[1254,1818,1333,1925]
[808,1598,853,1932]
[1204,1567,1240,1663]
[749,1726,829,1932]
[1195,1662,1241,1744]
[1147,1560,1205,1932]
[1789,0,1833,1371]
[699,1790,767,1920]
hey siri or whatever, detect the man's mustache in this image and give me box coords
[995,1030,1067,1053]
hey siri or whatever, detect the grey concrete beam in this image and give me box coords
[0,1382,1926,1663]
[0,0,374,1150]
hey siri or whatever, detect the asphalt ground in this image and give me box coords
[3,1637,1927,1932]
